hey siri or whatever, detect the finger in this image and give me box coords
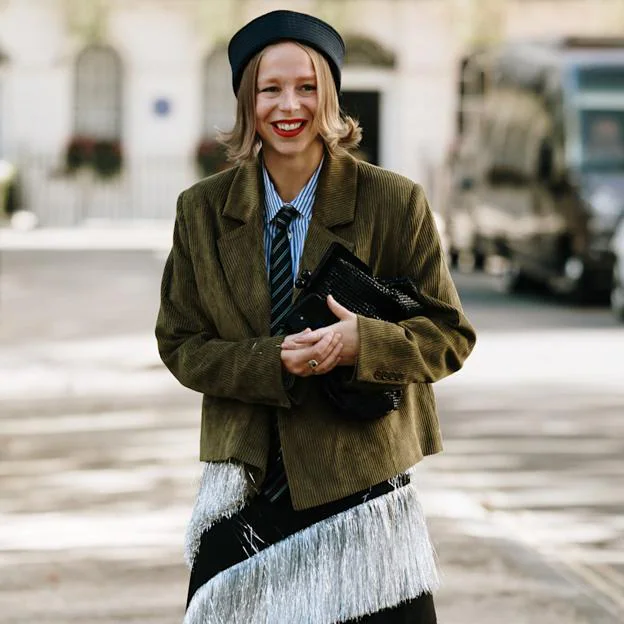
[293,326,333,344]
[292,332,336,376]
[283,333,335,352]
[315,332,341,363]
[327,294,355,319]
[282,339,306,350]
[283,350,323,378]
[312,341,343,375]
[281,328,313,350]
[297,331,334,364]
[284,328,312,342]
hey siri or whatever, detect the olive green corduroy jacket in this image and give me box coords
[155,152,476,510]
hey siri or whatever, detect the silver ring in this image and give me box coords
[307,359,319,370]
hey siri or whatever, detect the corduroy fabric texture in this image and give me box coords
[155,151,477,510]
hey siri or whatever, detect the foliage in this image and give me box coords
[65,136,122,178]
[195,138,231,177]
[92,139,122,177]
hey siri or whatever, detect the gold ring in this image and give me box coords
[307,359,319,370]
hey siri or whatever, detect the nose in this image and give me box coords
[278,87,300,112]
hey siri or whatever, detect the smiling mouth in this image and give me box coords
[271,120,306,137]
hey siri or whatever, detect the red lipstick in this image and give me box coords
[271,119,307,138]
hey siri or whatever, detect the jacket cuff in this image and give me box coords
[355,315,410,384]
[246,335,294,408]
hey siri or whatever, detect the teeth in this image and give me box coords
[276,122,303,131]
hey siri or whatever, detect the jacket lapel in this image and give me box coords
[216,152,360,332]
[217,160,271,336]
[294,152,358,302]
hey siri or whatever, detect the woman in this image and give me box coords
[156,9,476,624]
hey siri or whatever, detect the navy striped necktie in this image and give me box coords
[269,205,298,335]
[263,204,298,502]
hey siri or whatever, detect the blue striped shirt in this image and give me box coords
[262,159,323,281]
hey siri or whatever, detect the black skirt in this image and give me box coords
[184,473,438,624]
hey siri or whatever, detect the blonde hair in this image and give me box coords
[218,43,362,163]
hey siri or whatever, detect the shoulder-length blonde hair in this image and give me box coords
[218,43,362,163]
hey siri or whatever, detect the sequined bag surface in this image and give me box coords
[286,243,427,332]
[283,242,429,420]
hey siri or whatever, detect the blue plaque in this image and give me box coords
[154,98,171,116]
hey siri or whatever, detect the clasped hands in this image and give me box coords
[280,295,359,377]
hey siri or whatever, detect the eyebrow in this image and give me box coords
[257,74,317,84]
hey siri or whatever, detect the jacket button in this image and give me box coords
[295,269,312,289]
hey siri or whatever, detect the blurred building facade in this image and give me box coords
[1,0,624,224]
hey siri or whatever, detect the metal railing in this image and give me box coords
[13,153,202,226]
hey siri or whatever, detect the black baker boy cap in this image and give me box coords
[228,10,345,96]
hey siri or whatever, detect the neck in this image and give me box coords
[263,141,324,203]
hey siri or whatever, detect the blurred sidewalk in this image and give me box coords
[0,221,173,251]
[1,231,622,623]
[419,483,621,624]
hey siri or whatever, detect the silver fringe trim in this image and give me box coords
[184,461,252,569]
[184,478,439,624]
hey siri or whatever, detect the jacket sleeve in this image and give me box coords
[155,192,292,408]
[355,184,476,385]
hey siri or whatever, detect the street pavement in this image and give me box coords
[1,239,623,623]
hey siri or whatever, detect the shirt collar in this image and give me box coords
[262,158,324,224]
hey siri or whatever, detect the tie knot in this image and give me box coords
[274,205,297,230]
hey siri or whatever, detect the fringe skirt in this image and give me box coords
[183,462,439,624]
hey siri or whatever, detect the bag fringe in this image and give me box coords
[184,478,439,624]
[184,461,251,569]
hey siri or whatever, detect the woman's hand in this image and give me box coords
[289,295,359,366]
[281,327,343,377]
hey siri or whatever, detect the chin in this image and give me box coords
[264,136,320,160]
[264,143,306,159]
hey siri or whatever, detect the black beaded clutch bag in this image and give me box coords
[283,243,429,420]
[285,243,427,332]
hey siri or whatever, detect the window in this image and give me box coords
[74,45,122,139]
[580,109,624,171]
[343,35,396,68]
[577,66,624,92]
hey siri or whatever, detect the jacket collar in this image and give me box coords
[222,150,358,227]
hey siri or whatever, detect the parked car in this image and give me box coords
[611,218,624,320]
[444,37,624,301]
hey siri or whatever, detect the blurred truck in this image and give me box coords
[611,218,624,320]
[443,37,624,300]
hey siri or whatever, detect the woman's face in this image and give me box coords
[255,42,321,163]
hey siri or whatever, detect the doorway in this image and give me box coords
[340,90,380,165]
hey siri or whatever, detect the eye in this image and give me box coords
[301,84,317,92]
[258,86,279,93]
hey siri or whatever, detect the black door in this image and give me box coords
[340,90,380,165]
